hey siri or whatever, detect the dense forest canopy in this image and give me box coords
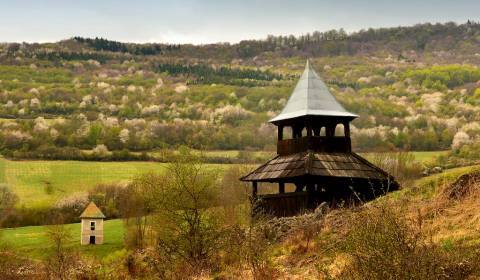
[0,21,480,160]
[67,21,480,58]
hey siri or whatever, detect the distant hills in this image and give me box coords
[0,21,479,160]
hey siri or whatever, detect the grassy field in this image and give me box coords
[152,149,446,163]
[0,158,228,208]
[1,162,474,262]
[407,150,449,163]
[0,150,445,209]
[148,149,275,159]
[360,150,449,164]
[0,219,124,260]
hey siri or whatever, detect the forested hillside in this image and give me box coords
[1,21,480,160]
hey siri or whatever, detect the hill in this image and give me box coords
[3,165,480,278]
[0,21,479,163]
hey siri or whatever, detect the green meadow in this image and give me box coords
[0,150,444,209]
[0,158,228,208]
[0,160,467,261]
[1,219,124,260]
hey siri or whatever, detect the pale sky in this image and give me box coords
[0,0,478,44]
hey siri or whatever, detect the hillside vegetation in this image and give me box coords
[0,22,479,163]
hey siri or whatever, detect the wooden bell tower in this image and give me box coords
[241,60,399,217]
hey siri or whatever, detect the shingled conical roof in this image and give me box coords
[80,201,105,219]
[269,60,358,123]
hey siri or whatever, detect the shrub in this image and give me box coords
[121,175,158,249]
[0,184,17,224]
[88,183,126,218]
[152,153,224,272]
[370,152,423,186]
[335,202,479,280]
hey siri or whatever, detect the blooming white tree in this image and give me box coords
[141,105,161,115]
[54,192,88,210]
[29,88,39,94]
[30,98,41,108]
[33,117,49,132]
[4,130,32,143]
[103,117,119,128]
[174,84,188,93]
[421,92,443,112]
[451,131,471,151]
[5,100,14,108]
[127,85,137,92]
[92,144,111,156]
[119,129,130,144]
[87,59,100,67]
[50,128,59,140]
[213,104,251,124]
[108,104,118,113]
[97,82,110,89]
[125,118,147,131]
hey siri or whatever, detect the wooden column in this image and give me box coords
[344,121,351,152]
[252,182,258,198]
[306,122,312,137]
[326,124,336,137]
[293,126,301,138]
[279,182,285,194]
[295,183,305,192]
[277,125,284,141]
[313,127,320,136]
[344,122,350,137]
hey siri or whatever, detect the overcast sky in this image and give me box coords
[0,0,478,44]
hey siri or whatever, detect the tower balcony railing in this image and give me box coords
[277,136,351,155]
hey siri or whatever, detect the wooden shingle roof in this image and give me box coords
[241,151,393,182]
[80,202,106,219]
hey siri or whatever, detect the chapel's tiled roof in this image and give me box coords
[79,201,106,219]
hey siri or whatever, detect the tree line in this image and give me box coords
[152,62,286,85]
[73,36,180,55]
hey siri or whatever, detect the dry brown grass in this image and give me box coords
[425,171,480,246]
[270,171,480,279]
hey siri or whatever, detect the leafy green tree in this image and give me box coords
[86,124,103,147]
